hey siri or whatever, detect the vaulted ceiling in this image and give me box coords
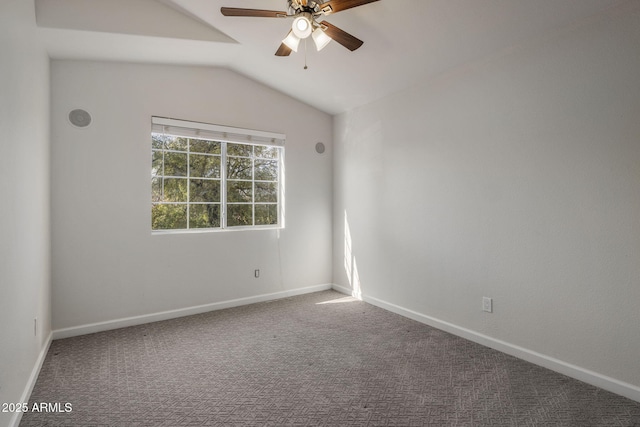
[36,0,624,114]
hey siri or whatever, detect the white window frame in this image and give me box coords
[151,117,285,233]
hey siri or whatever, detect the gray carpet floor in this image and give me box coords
[20,290,640,426]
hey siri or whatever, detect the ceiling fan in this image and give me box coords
[221,0,380,56]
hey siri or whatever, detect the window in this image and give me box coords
[151,117,284,232]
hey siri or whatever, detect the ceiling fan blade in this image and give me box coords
[275,43,293,56]
[320,21,364,51]
[220,7,287,18]
[317,0,380,15]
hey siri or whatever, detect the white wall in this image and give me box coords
[0,1,51,426]
[51,61,333,331]
[333,1,640,393]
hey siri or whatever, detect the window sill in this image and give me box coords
[151,225,283,235]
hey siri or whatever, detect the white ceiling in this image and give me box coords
[36,0,624,115]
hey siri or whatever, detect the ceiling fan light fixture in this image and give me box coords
[312,27,331,51]
[291,13,313,39]
[282,30,301,52]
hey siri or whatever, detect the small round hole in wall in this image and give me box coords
[68,109,92,128]
[315,142,325,154]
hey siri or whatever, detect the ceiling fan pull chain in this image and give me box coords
[304,38,308,70]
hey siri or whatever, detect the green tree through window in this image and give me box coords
[152,132,282,231]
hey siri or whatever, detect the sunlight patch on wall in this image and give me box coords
[344,211,362,300]
[344,211,353,286]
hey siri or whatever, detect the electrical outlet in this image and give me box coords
[34,318,38,336]
[254,269,260,278]
[482,297,493,313]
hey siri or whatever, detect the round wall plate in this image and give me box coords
[68,109,92,128]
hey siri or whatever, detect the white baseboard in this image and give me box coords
[331,284,640,403]
[10,332,53,427]
[52,284,333,340]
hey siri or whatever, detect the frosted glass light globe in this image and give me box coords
[292,15,312,39]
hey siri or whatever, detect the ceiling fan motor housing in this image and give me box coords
[290,1,322,14]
